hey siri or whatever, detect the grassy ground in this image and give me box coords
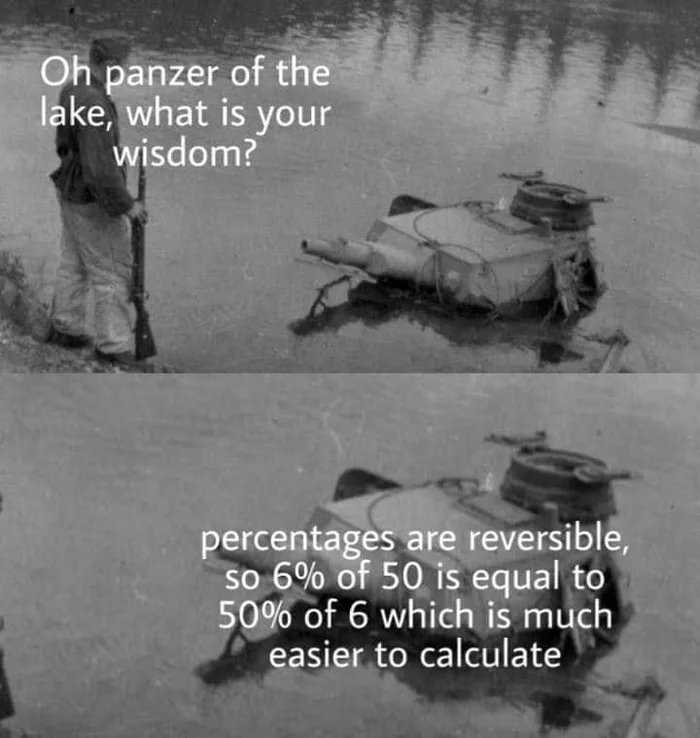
[0,251,167,372]
[0,318,111,373]
[0,249,98,372]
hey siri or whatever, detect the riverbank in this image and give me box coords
[0,319,173,373]
[0,725,36,737]
[0,318,110,372]
[0,251,169,373]
[0,250,99,372]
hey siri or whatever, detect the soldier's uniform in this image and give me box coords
[50,38,134,356]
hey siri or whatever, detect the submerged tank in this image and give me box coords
[301,177,608,320]
[214,433,635,654]
[203,434,665,737]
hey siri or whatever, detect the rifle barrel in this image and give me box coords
[131,152,157,360]
[138,150,146,203]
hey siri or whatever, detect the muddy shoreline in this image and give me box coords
[0,319,104,373]
[0,312,636,374]
[0,320,175,373]
[0,252,633,374]
[0,256,171,373]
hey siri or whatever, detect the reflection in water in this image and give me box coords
[499,3,525,86]
[597,14,631,106]
[2,0,700,121]
[408,0,434,78]
[466,0,488,58]
[541,4,572,113]
[646,22,678,118]
[196,599,644,736]
[373,0,396,70]
[289,280,600,370]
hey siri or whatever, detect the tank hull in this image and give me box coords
[302,201,604,318]
[217,475,630,647]
[205,445,661,737]
[304,480,629,644]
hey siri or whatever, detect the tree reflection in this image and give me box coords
[408,0,434,78]
[2,0,700,120]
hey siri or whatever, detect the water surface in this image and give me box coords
[1,1,700,369]
[0,375,697,736]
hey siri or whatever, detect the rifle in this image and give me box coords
[131,151,157,360]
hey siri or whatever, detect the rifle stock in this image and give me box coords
[131,152,157,360]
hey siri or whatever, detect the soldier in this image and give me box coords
[48,35,147,368]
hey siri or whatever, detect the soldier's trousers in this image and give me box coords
[52,197,133,354]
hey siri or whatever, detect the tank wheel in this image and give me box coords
[333,468,401,501]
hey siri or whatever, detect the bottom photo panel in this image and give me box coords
[0,374,697,738]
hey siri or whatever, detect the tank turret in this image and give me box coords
[509,180,608,231]
[500,447,619,522]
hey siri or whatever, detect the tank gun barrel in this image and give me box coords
[301,237,373,268]
[302,237,446,288]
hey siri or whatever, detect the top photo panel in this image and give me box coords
[1,0,697,373]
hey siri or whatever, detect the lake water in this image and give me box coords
[0,374,697,736]
[1,0,700,370]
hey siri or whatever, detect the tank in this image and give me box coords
[300,178,609,320]
[213,434,635,654]
[201,434,665,737]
